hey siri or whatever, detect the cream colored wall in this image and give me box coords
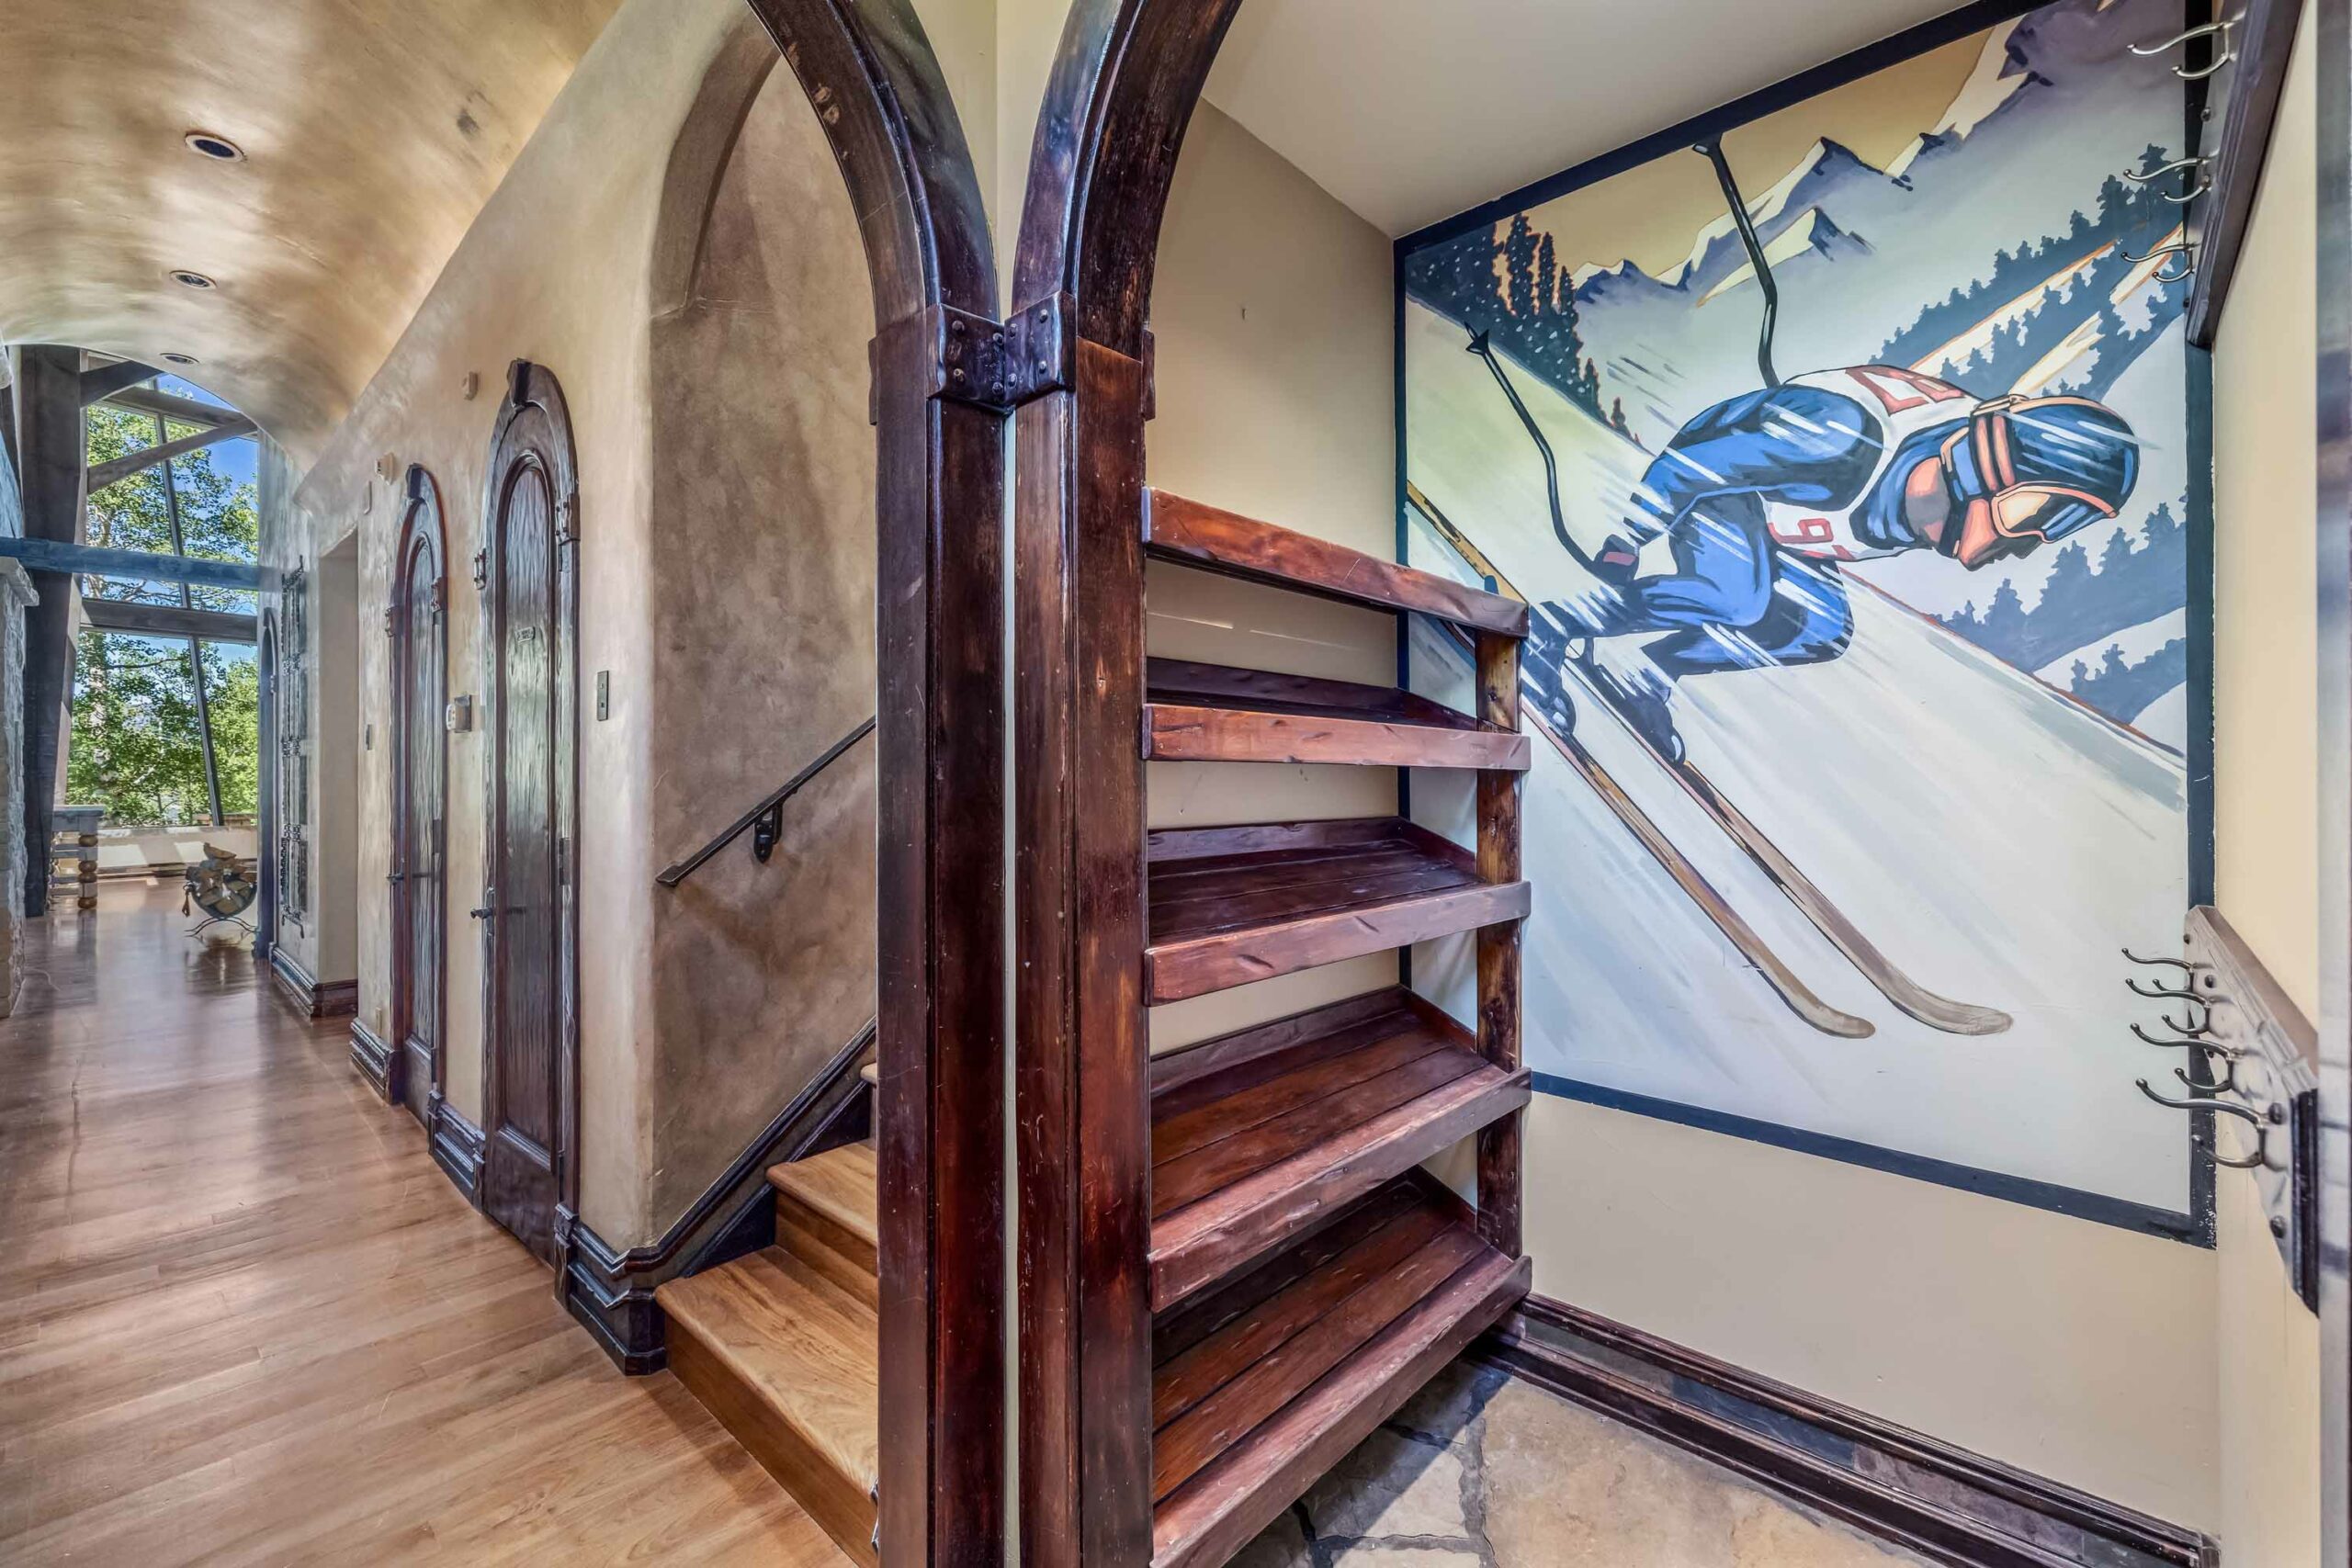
[2211,5,2324,1562]
[1142,102,1399,1055]
[283,0,775,1243]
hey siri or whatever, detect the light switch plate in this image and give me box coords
[445,694,472,732]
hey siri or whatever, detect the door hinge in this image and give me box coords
[471,548,488,591]
[1004,293,1074,407]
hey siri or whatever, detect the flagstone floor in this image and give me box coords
[1238,1361,1935,1568]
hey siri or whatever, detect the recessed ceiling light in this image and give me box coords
[161,353,199,366]
[183,131,244,163]
[166,269,216,290]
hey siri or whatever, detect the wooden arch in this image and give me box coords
[1011,7,1250,1565]
[737,2,1007,1562]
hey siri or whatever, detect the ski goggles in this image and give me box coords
[1941,396,2120,545]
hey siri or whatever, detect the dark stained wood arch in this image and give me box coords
[1012,8,1247,1562]
[476,363,581,1273]
[389,466,448,1125]
[733,3,1006,1562]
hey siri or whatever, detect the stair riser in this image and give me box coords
[667,1320,879,1568]
[775,1190,880,1309]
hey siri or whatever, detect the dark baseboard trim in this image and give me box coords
[428,1098,486,1202]
[560,1018,877,1374]
[268,946,357,1019]
[348,1019,393,1101]
[1480,1298,2214,1568]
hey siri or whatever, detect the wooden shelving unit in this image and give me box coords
[1017,471,1532,1566]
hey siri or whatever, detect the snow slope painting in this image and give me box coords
[1401,0,2203,1223]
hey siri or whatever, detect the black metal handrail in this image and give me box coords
[655,716,876,887]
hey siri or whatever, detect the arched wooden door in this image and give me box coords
[477,364,580,1266]
[390,468,448,1124]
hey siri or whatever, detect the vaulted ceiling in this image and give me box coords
[1202,0,1969,237]
[0,0,620,463]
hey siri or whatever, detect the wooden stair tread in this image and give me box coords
[1145,818,1531,1003]
[1147,1179,1531,1568]
[1144,489,1528,638]
[656,1247,879,1562]
[1147,989,1530,1310]
[1144,659,1530,772]
[769,1141,877,1248]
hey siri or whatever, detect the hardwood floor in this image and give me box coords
[0,882,842,1567]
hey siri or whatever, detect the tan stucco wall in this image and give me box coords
[2211,4,2324,1561]
[279,0,801,1245]
[643,61,879,1227]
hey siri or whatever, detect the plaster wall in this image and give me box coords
[1143,102,1401,1055]
[278,0,797,1245]
[2210,4,2324,1560]
[642,60,879,1227]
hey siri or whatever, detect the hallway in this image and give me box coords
[0,883,842,1565]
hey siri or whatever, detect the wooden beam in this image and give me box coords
[14,345,82,918]
[86,417,256,492]
[79,597,256,644]
[0,536,261,591]
[100,385,239,430]
[79,360,160,407]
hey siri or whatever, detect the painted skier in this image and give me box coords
[1479,341,2141,759]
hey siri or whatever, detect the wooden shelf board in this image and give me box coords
[1143,659,1530,772]
[1148,1179,1530,1568]
[1148,987,1529,1310]
[1143,490,1528,638]
[1146,819,1531,1004]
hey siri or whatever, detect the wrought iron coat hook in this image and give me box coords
[2136,1077,2267,1124]
[2119,155,2211,202]
[2126,976,2200,999]
[2131,1021,2242,1056]
[2174,1058,2246,1097]
[2128,18,2232,54]
[2128,17,2237,75]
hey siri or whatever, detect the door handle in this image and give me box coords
[387,871,406,885]
[469,906,494,920]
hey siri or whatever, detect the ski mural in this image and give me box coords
[1400,0,2202,1225]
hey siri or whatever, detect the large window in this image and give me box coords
[67,382,260,827]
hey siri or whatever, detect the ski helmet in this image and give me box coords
[1939,394,2138,562]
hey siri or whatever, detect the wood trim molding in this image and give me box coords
[1481,1296,2215,1568]
[560,1021,877,1374]
[269,945,356,1019]
[347,1018,394,1101]
[429,1098,487,1203]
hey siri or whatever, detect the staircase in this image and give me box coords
[658,1137,880,1565]
[1020,480,1537,1568]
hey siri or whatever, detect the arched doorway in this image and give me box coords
[476,364,580,1266]
[390,467,447,1124]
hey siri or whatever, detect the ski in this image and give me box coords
[1408,482,2010,1038]
[1525,705,1875,1039]
[1552,654,2013,1037]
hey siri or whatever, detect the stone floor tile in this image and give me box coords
[1304,1428,1472,1541]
